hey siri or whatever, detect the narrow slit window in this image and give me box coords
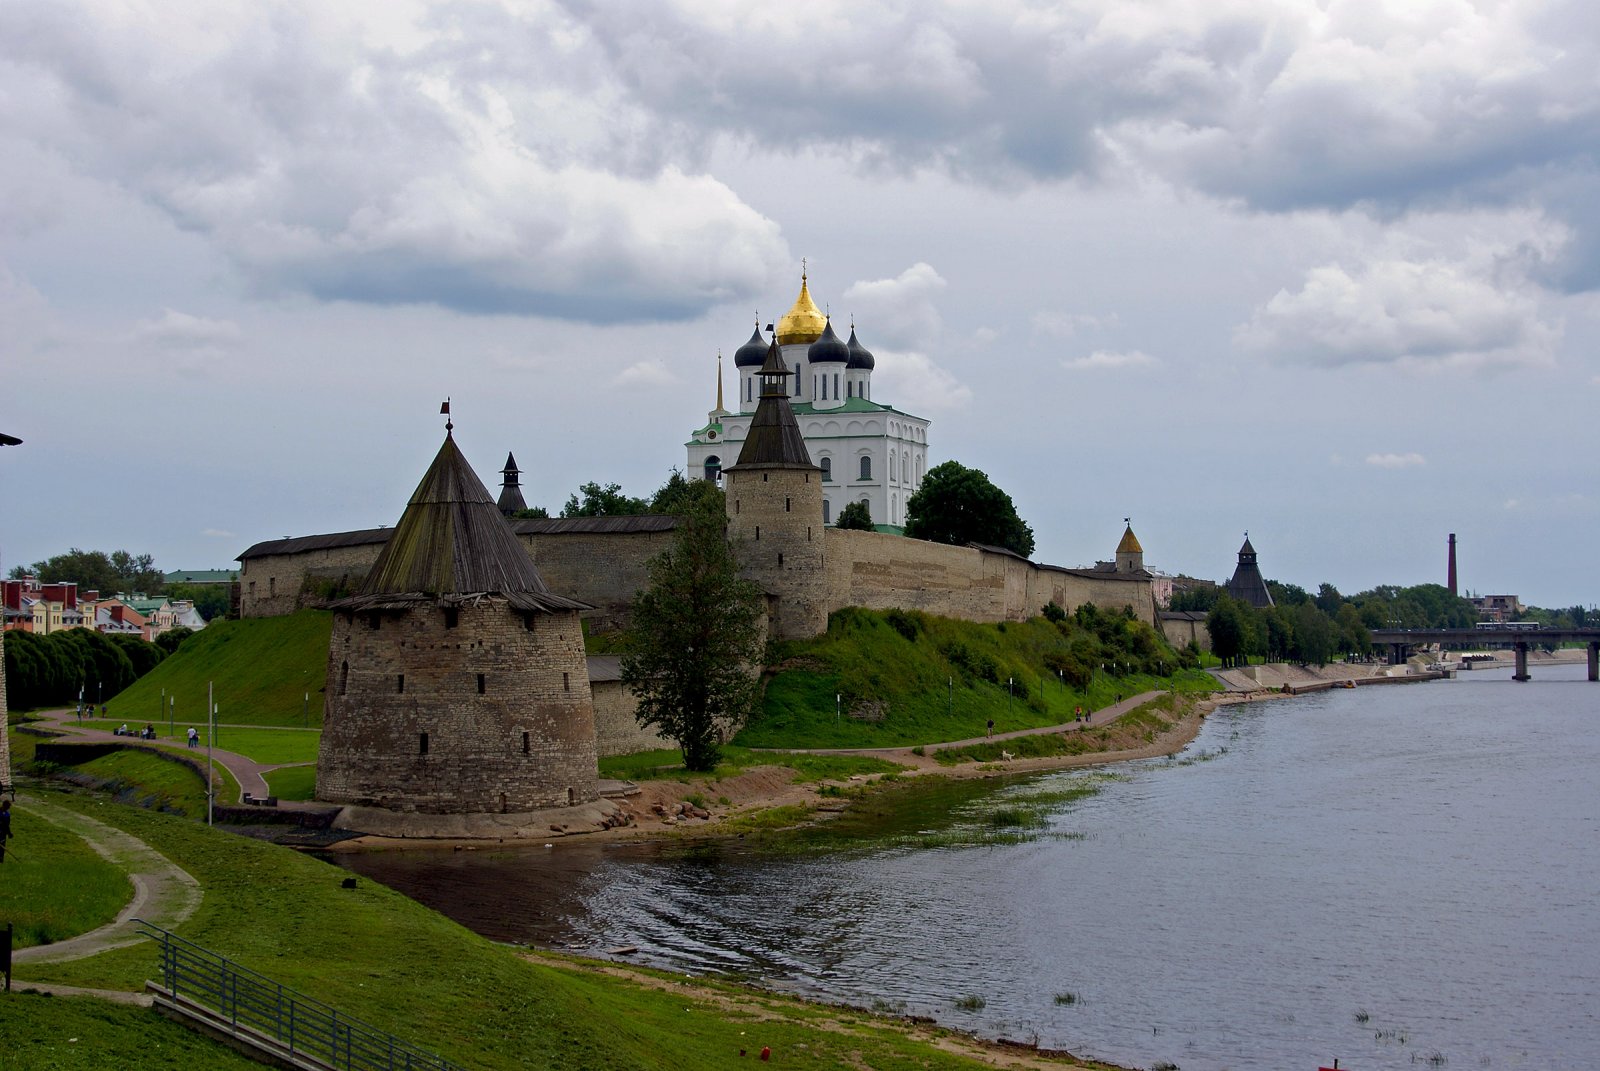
[778,552,784,566]
[339,661,348,696]
[785,497,791,512]
[444,608,459,629]
[562,671,570,692]
[477,673,486,694]
[397,674,405,694]
[522,731,531,754]
[755,525,761,540]
[419,732,429,755]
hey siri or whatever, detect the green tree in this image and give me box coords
[561,481,649,518]
[511,506,550,519]
[155,627,195,655]
[620,497,765,771]
[11,548,163,595]
[904,461,1035,557]
[1291,602,1335,665]
[1207,596,1249,668]
[835,500,874,530]
[649,469,725,516]
[164,582,231,621]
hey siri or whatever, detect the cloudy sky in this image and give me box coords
[4,0,1597,608]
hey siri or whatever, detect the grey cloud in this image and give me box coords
[2,2,787,323]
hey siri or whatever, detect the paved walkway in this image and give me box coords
[29,708,302,803]
[12,792,202,984]
[759,689,1167,757]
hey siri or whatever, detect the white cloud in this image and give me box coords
[1503,498,1520,510]
[869,349,972,415]
[1032,311,1112,339]
[1235,232,1562,371]
[1366,452,1427,469]
[128,309,243,374]
[1061,349,1158,372]
[612,360,675,389]
[200,528,236,539]
[841,263,947,350]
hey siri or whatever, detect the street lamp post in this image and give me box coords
[1007,677,1014,720]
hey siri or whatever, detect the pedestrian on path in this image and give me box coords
[986,718,994,739]
[187,727,199,748]
[1,798,13,864]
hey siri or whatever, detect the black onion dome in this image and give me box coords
[846,326,876,370]
[733,325,768,368]
[808,319,849,363]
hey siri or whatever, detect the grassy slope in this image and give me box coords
[738,609,1217,749]
[0,992,267,1071]
[108,610,331,727]
[13,792,1078,1071]
[0,807,132,947]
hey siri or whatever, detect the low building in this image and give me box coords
[1471,594,1522,622]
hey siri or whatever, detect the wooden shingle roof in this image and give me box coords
[329,433,588,614]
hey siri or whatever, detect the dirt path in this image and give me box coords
[30,707,275,802]
[12,791,202,968]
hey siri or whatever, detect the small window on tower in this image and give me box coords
[339,661,348,695]
[755,526,761,540]
[397,674,405,694]
[444,608,459,629]
[785,497,791,512]
[477,673,486,694]
[562,671,571,692]
[419,732,430,755]
[778,552,784,566]
[523,731,531,754]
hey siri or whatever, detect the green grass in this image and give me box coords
[0,991,268,1070]
[106,610,331,727]
[735,608,1217,749]
[0,809,132,948]
[932,695,1189,767]
[264,764,318,801]
[77,720,321,765]
[598,746,905,784]
[54,748,217,817]
[12,790,1059,1071]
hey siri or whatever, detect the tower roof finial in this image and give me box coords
[440,397,452,435]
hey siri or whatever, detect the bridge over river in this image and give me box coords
[1369,626,1600,681]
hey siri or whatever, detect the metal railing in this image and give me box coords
[134,920,465,1071]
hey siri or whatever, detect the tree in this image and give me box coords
[512,506,550,519]
[1207,595,1250,668]
[12,548,163,595]
[164,581,231,621]
[561,481,649,518]
[649,469,725,516]
[620,497,765,770]
[904,461,1034,557]
[835,501,874,530]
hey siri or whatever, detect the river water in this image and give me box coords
[334,664,1600,1070]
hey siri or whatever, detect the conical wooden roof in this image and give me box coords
[331,433,587,613]
[729,338,814,469]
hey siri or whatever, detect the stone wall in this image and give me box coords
[317,599,598,813]
[1159,612,1211,651]
[525,529,674,632]
[240,540,384,618]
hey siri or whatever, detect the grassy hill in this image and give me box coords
[109,610,330,727]
[736,606,1217,749]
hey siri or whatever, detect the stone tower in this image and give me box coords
[724,335,827,640]
[497,452,527,516]
[1225,533,1275,608]
[1115,520,1145,574]
[317,429,598,814]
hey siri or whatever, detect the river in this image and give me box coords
[333,663,1600,1070]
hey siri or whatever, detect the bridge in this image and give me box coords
[1368,627,1600,682]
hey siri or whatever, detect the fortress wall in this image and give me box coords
[591,678,673,757]
[1160,615,1211,650]
[240,543,383,618]
[823,529,1009,621]
[1028,569,1156,622]
[522,529,674,631]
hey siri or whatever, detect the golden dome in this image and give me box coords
[775,273,827,347]
[1117,524,1143,554]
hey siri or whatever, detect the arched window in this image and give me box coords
[859,455,872,480]
[704,455,721,482]
[902,455,910,482]
[823,499,832,523]
[891,494,897,525]
[888,450,897,484]
[820,457,832,481]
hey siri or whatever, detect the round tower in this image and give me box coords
[724,334,827,640]
[318,429,598,814]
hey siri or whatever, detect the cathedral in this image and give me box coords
[686,271,931,530]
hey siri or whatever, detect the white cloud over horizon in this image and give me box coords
[1061,350,1158,372]
[1366,452,1428,469]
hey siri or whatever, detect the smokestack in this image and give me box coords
[1447,533,1458,597]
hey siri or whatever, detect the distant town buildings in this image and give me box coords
[1,576,206,641]
[1470,594,1522,622]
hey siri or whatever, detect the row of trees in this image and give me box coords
[8,548,165,597]
[4,627,172,711]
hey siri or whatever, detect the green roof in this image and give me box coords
[164,569,237,585]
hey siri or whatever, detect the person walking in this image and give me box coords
[1,798,13,864]
[986,718,994,739]
[187,726,199,748]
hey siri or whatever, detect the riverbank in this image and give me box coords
[326,689,1235,852]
